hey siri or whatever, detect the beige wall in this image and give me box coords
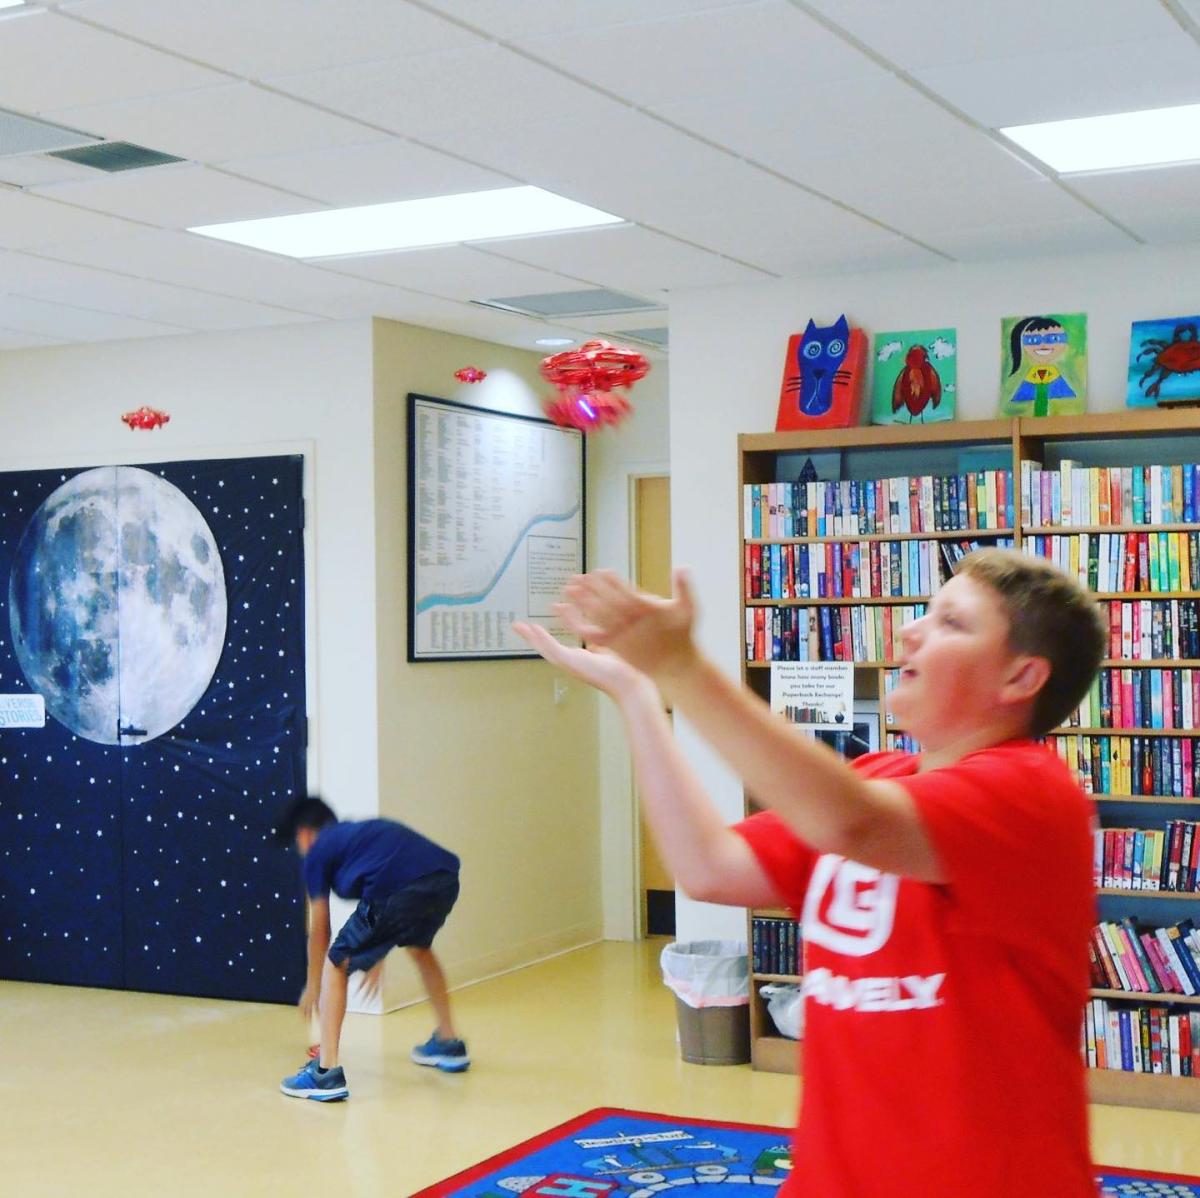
[371,319,602,1008]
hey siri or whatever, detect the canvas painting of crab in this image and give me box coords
[1127,316,1200,407]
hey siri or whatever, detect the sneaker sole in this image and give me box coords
[411,1052,470,1073]
[280,1083,349,1101]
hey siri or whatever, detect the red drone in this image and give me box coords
[121,405,171,431]
[454,366,487,384]
[540,339,649,432]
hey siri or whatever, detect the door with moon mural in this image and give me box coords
[0,455,307,1003]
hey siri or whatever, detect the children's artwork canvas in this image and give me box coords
[999,312,1087,417]
[871,329,956,424]
[1127,317,1200,407]
[775,314,868,431]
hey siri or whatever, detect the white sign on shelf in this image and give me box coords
[0,694,45,728]
[769,662,854,731]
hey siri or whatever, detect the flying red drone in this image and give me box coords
[540,340,649,432]
[454,366,487,384]
[121,405,171,430]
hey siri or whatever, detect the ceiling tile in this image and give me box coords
[0,293,187,341]
[421,0,763,39]
[268,44,613,142]
[0,250,312,329]
[62,0,484,76]
[0,188,148,249]
[30,164,324,227]
[217,138,510,207]
[43,83,381,162]
[321,244,593,302]
[480,225,773,292]
[798,0,1180,70]
[0,9,227,114]
[520,1,877,108]
[928,212,1135,261]
[915,35,1200,127]
[0,325,65,350]
[37,229,414,315]
[1069,162,1200,245]
[0,153,98,188]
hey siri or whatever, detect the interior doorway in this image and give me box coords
[633,474,674,938]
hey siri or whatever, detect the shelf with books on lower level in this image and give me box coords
[1097,888,1200,900]
[746,529,1014,544]
[1090,988,1200,1006]
[1093,794,1200,805]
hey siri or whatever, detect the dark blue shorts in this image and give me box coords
[328,870,459,974]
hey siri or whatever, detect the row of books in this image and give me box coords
[1022,531,1199,594]
[744,537,1012,602]
[886,732,920,753]
[1084,999,1199,1076]
[1023,459,1200,530]
[745,538,938,601]
[1070,667,1200,732]
[743,470,1015,539]
[1103,599,1200,662]
[1094,825,1200,892]
[1089,919,1200,997]
[744,604,926,663]
[1047,734,1200,799]
[750,917,802,976]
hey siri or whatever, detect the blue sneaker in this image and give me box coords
[411,1033,470,1073]
[280,1059,349,1101]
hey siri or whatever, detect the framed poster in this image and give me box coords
[406,393,585,661]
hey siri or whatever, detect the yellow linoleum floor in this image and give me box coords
[4,940,1200,1196]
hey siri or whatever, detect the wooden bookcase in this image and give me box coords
[739,410,1200,1111]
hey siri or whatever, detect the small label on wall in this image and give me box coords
[0,694,45,728]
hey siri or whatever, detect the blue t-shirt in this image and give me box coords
[302,819,459,901]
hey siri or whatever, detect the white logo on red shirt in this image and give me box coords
[802,854,899,957]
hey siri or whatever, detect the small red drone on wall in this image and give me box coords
[121,405,171,430]
[454,366,487,384]
[540,339,649,432]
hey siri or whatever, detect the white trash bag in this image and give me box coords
[660,940,749,1009]
[760,983,804,1040]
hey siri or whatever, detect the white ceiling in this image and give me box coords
[0,0,1198,355]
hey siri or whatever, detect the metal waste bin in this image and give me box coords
[660,940,751,1066]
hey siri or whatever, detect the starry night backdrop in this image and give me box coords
[0,454,307,1003]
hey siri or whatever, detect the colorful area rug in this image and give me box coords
[411,1107,1200,1196]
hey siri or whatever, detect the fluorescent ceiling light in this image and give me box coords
[1002,103,1200,174]
[536,337,575,347]
[189,186,623,258]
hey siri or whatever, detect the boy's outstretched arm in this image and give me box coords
[299,896,331,1020]
[513,623,783,908]
[553,570,945,883]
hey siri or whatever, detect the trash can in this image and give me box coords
[660,940,751,1066]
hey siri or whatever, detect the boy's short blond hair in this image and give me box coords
[955,548,1107,737]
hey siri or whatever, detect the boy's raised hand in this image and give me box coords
[555,568,699,687]
[512,619,649,699]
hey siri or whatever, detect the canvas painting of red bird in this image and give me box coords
[871,329,956,425]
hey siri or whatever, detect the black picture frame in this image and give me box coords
[406,393,586,662]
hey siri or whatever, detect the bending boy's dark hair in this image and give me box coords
[273,794,337,844]
[1008,315,1064,376]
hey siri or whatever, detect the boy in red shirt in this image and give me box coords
[515,548,1106,1197]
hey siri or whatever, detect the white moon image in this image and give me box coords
[7,466,227,746]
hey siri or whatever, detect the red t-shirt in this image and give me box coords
[734,739,1097,1198]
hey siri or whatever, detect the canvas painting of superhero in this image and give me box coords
[1127,316,1200,407]
[871,328,956,425]
[999,312,1087,418]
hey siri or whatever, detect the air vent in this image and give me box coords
[0,106,99,158]
[473,288,661,318]
[617,327,669,349]
[47,141,185,172]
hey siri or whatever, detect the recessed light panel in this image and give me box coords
[190,186,623,258]
[1002,104,1200,174]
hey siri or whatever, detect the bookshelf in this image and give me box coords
[739,412,1200,1106]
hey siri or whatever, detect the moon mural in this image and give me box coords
[7,466,227,746]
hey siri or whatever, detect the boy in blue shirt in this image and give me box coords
[274,796,468,1101]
